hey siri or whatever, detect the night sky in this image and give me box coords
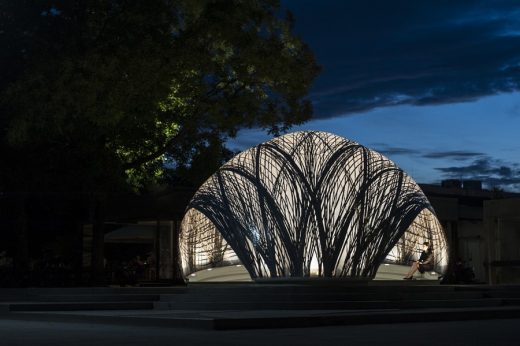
[230,0,520,191]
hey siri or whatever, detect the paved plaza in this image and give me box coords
[0,317,518,346]
[1,284,519,345]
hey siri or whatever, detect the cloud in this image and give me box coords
[285,0,520,118]
[422,151,484,160]
[435,157,520,190]
[436,158,493,175]
[370,145,483,161]
[371,145,420,156]
[367,143,520,190]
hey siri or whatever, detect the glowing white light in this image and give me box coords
[180,131,449,279]
[249,224,261,245]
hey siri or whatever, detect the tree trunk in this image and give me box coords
[14,194,29,285]
[171,220,185,284]
[90,195,106,285]
[73,217,84,285]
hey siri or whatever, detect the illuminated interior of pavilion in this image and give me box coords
[179,131,448,281]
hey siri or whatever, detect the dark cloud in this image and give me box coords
[369,143,520,190]
[436,158,493,175]
[371,145,420,156]
[371,145,483,161]
[422,151,484,160]
[435,157,520,190]
[284,0,520,118]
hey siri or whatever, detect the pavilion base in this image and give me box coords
[186,263,442,283]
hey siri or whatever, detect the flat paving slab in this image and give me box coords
[3,305,520,330]
[0,317,518,345]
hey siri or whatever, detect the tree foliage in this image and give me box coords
[0,0,319,192]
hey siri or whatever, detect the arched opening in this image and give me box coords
[180,207,449,282]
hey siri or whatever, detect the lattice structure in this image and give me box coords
[385,208,448,267]
[180,131,449,279]
[180,208,239,271]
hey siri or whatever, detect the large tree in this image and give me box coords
[0,0,319,192]
[0,0,319,283]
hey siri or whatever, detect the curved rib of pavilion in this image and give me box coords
[180,131,448,280]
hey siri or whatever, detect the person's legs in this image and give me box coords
[404,262,419,279]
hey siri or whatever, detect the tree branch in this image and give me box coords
[121,126,187,170]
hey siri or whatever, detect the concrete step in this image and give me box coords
[483,291,520,298]
[29,287,187,294]
[159,291,487,302]
[6,306,520,330]
[4,301,155,312]
[183,284,520,298]
[155,298,508,311]
[0,287,187,301]
[502,298,520,305]
[2,284,519,313]
[195,306,520,330]
[452,285,520,291]
[157,283,520,311]
[185,284,455,296]
[30,294,161,302]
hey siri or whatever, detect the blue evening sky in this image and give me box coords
[229,1,520,191]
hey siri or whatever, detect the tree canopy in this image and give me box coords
[0,0,319,193]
